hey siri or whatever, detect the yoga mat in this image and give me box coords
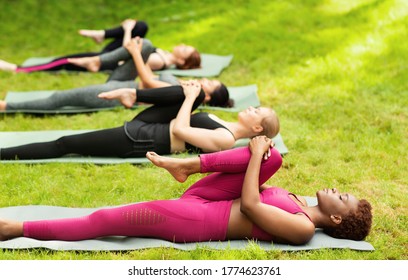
[157,54,233,77]
[2,84,259,114]
[3,90,119,114]
[21,54,233,77]
[0,131,288,164]
[21,56,58,67]
[0,197,374,251]
[200,84,260,112]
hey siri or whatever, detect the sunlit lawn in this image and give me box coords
[0,0,407,260]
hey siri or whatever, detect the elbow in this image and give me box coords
[291,235,312,246]
[172,125,190,142]
[172,126,183,138]
[290,228,315,245]
[240,201,255,217]
[240,204,247,215]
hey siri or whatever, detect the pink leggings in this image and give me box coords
[23,147,282,242]
[16,58,69,73]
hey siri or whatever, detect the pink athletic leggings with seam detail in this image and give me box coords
[23,147,282,242]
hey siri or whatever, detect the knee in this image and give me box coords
[263,148,282,172]
[89,209,110,222]
[134,21,148,37]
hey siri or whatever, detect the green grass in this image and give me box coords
[0,0,407,260]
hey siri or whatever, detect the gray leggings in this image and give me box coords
[6,80,137,110]
[101,39,155,82]
[6,39,155,111]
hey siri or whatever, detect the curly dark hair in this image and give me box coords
[323,199,372,240]
[176,49,201,69]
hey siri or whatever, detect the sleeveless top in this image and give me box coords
[152,48,168,70]
[251,187,311,241]
[185,112,234,153]
[124,112,232,155]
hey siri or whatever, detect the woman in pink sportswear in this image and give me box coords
[0,137,372,245]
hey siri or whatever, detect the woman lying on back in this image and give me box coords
[0,137,372,244]
[0,82,279,160]
[0,38,230,112]
[0,19,200,73]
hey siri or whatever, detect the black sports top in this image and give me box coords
[185,112,234,153]
[124,120,171,155]
[124,112,233,155]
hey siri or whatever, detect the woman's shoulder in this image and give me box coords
[192,113,225,127]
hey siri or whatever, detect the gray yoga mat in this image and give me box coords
[0,197,374,251]
[21,54,233,77]
[0,131,288,164]
[3,84,259,114]
[157,54,233,77]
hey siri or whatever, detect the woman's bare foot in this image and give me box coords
[78,29,105,44]
[67,56,101,72]
[146,152,200,183]
[0,100,7,111]
[121,19,137,31]
[0,219,23,241]
[98,88,137,108]
[0,59,17,72]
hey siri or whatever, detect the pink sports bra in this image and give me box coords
[251,187,311,241]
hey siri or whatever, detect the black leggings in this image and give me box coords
[1,127,139,159]
[18,21,149,72]
[102,21,149,52]
[0,86,205,160]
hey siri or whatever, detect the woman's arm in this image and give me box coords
[240,136,315,245]
[125,38,171,88]
[172,82,235,152]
